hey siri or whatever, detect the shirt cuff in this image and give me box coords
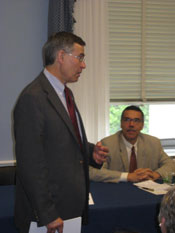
[120,172,128,182]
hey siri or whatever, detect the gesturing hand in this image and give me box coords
[93,141,109,164]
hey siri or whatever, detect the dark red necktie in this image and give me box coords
[64,86,82,148]
[129,146,137,173]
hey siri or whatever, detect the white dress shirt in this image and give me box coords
[120,134,138,181]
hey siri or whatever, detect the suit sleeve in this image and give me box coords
[89,165,121,183]
[14,93,58,226]
[154,140,175,178]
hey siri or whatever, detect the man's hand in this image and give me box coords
[47,217,63,233]
[127,168,160,182]
[93,141,109,164]
[148,170,160,180]
[135,168,160,180]
[127,171,145,182]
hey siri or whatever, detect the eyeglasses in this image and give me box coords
[122,117,143,123]
[67,53,85,62]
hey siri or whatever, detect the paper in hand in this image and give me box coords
[29,217,81,233]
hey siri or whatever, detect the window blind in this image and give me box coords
[108,0,175,102]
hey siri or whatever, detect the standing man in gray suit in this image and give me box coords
[90,105,175,183]
[13,32,108,233]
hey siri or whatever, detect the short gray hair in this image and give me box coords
[42,31,86,66]
[159,186,175,233]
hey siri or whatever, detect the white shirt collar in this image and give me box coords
[121,133,138,150]
[43,68,65,96]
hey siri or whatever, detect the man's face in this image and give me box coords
[121,110,144,144]
[59,43,86,84]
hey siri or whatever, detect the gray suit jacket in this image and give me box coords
[13,72,95,232]
[89,131,175,183]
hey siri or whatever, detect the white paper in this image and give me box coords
[63,217,81,233]
[29,217,81,233]
[89,193,94,205]
[134,180,171,195]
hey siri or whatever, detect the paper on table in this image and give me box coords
[29,217,81,233]
[134,180,171,195]
[89,193,94,205]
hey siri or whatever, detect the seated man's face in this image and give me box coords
[121,110,144,144]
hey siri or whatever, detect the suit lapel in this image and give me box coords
[74,102,87,143]
[137,135,145,167]
[39,73,81,147]
[118,132,130,171]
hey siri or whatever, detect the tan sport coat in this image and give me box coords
[89,131,175,183]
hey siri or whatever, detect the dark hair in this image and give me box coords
[113,228,139,233]
[42,31,86,66]
[114,231,139,233]
[159,186,175,233]
[121,105,144,122]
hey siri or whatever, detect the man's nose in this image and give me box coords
[80,60,86,69]
[129,120,134,127]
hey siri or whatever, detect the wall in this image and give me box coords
[0,0,49,165]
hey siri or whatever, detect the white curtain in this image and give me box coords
[70,0,109,143]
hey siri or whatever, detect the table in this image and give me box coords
[82,182,163,233]
[0,182,163,233]
[0,185,18,233]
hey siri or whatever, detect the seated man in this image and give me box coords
[90,105,175,183]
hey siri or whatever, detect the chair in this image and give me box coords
[0,166,16,185]
[160,138,175,150]
[160,138,175,158]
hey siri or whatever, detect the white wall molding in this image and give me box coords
[0,160,16,167]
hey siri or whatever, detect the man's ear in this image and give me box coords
[56,50,65,64]
[161,216,166,225]
[160,217,166,233]
[141,123,144,130]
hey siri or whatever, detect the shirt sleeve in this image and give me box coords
[120,172,128,181]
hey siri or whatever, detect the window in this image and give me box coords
[108,0,175,102]
[110,103,175,156]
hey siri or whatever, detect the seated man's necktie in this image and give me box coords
[129,146,137,173]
